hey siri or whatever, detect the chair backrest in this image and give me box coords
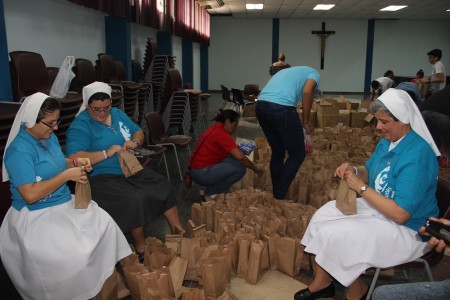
[96,53,118,83]
[9,51,51,101]
[436,176,450,219]
[231,88,245,106]
[220,85,231,102]
[114,60,126,82]
[144,111,167,144]
[74,58,96,86]
[243,84,260,96]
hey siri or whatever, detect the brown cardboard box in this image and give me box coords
[338,110,351,127]
[350,110,367,128]
[298,109,317,128]
[317,101,339,128]
[360,99,372,111]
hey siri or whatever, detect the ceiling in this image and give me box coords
[201,0,450,21]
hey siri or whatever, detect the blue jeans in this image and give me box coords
[189,156,246,196]
[372,279,450,300]
[255,100,305,199]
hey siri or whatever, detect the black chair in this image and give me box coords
[231,88,256,116]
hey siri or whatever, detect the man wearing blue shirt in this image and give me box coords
[256,66,320,200]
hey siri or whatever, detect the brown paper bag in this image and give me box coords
[118,149,144,177]
[336,179,357,215]
[245,240,265,284]
[92,269,118,300]
[180,288,205,300]
[200,257,229,300]
[168,256,188,297]
[74,180,92,209]
[276,237,296,277]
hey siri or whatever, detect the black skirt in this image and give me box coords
[89,167,177,233]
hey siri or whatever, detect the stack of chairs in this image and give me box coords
[142,37,158,79]
[144,55,176,113]
[72,58,124,110]
[0,101,22,222]
[96,54,141,122]
[161,69,192,137]
[9,51,83,149]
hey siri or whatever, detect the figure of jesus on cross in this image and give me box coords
[312,22,335,69]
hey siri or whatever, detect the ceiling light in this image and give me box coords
[380,5,407,11]
[313,4,335,11]
[246,4,263,10]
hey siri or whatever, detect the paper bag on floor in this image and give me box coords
[92,269,118,300]
[122,263,150,300]
[180,287,205,300]
[276,237,296,277]
[336,179,357,215]
[246,240,266,284]
[200,256,230,300]
[118,149,144,177]
[74,180,92,209]
[169,256,188,296]
[119,252,139,268]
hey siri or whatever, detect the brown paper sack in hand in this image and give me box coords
[118,149,144,177]
[91,269,118,300]
[336,179,357,215]
[75,180,92,209]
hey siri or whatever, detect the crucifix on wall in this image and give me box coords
[312,22,335,69]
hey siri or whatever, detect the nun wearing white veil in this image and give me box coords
[0,93,131,300]
[295,88,440,300]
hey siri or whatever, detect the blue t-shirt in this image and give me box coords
[4,127,71,211]
[258,66,320,106]
[65,108,141,176]
[365,130,439,232]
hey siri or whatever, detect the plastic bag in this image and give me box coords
[49,56,75,98]
[304,129,313,154]
[238,139,256,155]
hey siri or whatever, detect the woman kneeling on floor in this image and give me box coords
[188,109,263,200]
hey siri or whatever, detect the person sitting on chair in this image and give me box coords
[0,93,132,299]
[65,82,184,263]
[188,109,263,201]
[295,88,440,300]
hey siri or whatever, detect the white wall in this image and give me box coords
[209,18,273,92]
[130,22,157,66]
[173,36,182,74]
[372,20,450,80]
[4,0,105,67]
[209,18,450,93]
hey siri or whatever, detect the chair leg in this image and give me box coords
[418,259,434,281]
[171,146,184,181]
[162,152,170,182]
[366,268,381,300]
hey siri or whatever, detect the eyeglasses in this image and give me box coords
[89,104,112,114]
[40,119,61,129]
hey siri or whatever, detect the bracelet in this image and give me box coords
[73,158,78,167]
[103,150,108,160]
[353,166,358,175]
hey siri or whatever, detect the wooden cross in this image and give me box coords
[312,22,335,69]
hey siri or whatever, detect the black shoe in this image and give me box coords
[294,283,335,300]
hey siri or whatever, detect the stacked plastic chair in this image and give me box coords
[142,37,157,79]
[144,55,176,113]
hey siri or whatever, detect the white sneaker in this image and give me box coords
[204,194,217,201]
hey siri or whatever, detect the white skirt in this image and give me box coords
[301,198,429,287]
[0,197,132,300]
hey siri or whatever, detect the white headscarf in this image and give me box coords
[2,92,49,182]
[77,81,112,116]
[378,88,440,156]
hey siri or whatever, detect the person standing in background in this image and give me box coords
[423,49,446,94]
[256,66,320,200]
[269,52,291,76]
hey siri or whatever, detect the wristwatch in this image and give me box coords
[359,185,368,195]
